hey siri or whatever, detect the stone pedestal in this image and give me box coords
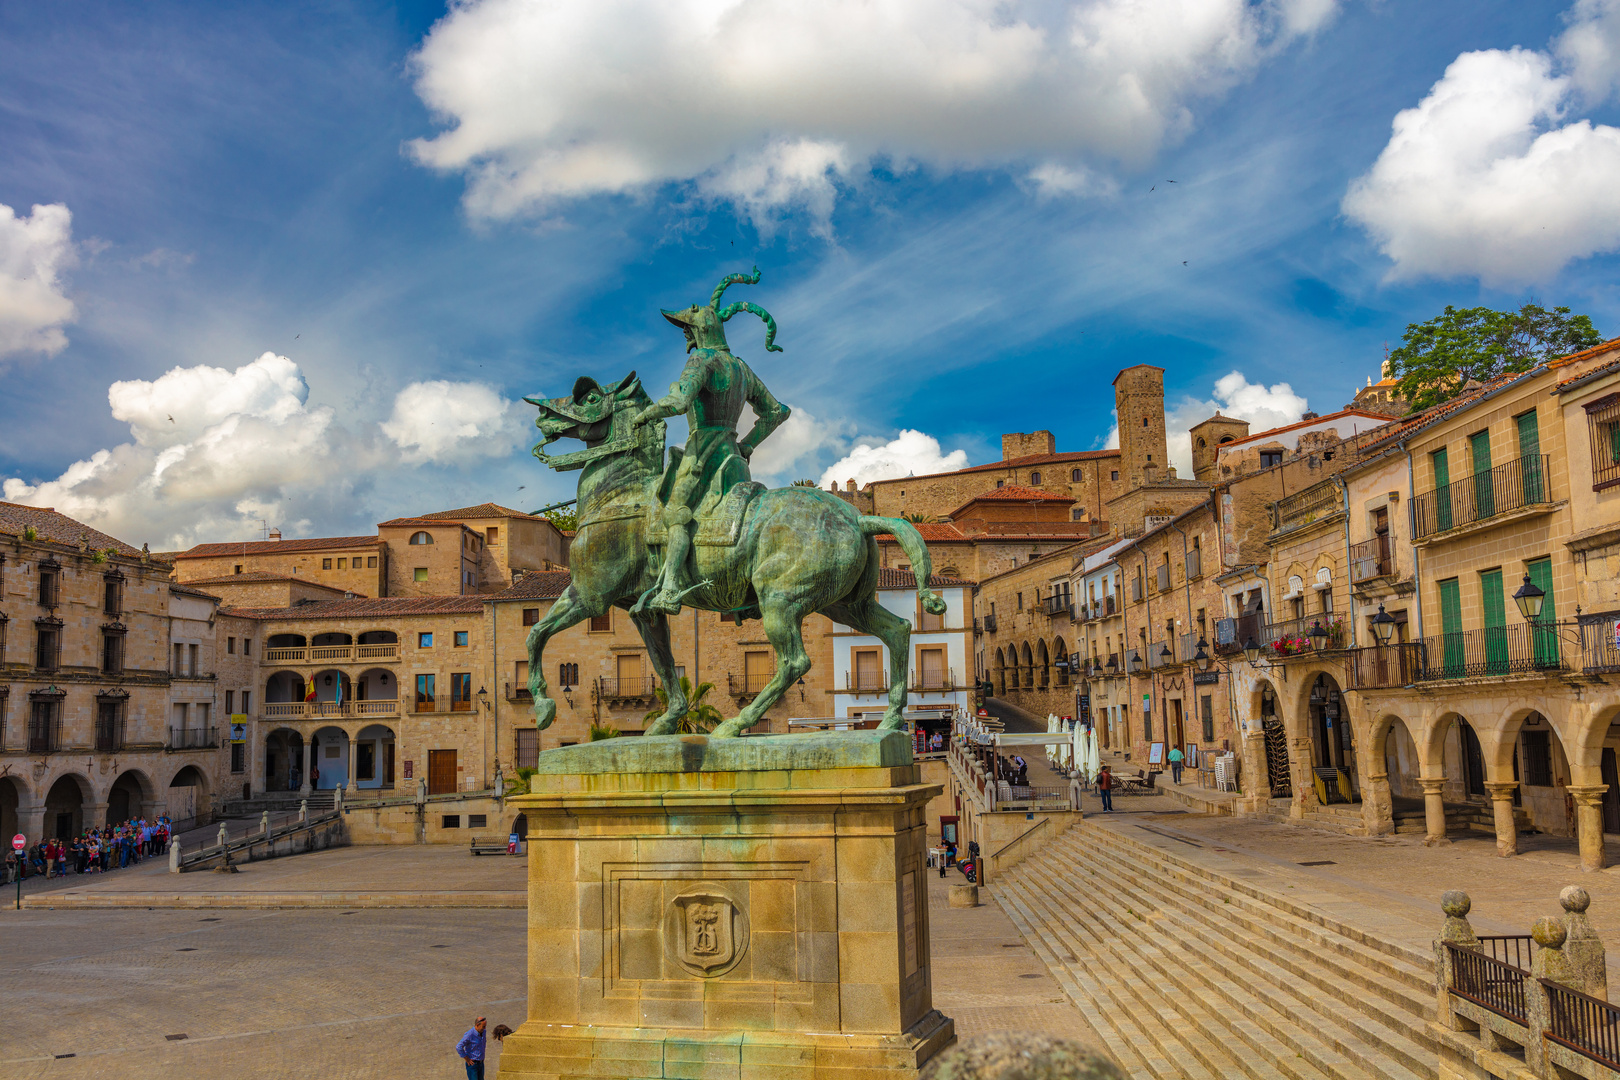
[498,730,955,1080]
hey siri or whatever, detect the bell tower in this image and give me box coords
[1113,365,1168,492]
[1189,413,1251,482]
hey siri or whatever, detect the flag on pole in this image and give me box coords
[335,678,343,708]
[304,676,316,703]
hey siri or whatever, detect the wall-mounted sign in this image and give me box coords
[403,760,414,779]
[1192,671,1220,686]
[228,722,247,744]
[1142,693,1151,713]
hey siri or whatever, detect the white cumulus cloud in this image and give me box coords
[1164,371,1308,476]
[382,379,528,464]
[741,406,856,482]
[0,201,77,359]
[817,430,971,490]
[408,0,1337,229]
[1343,0,1620,285]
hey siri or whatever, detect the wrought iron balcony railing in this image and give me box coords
[1412,454,1551,540]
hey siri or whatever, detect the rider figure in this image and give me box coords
[630,268,789,617]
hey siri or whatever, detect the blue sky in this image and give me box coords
[2,0,1618,549]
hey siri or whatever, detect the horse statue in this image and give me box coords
[520,276,945,738]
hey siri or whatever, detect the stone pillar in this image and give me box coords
[168,838,180,873]
[216,822,228,849]
[1432,890,1480,1031]
[1418,777,1449,846]
[1239,730,1268,815]
[1559,885,1608,1000]
[348,738,359,791]
[140,799,166,822]
[299,799,308,824]
[17,802,44,844]
[1483,781,1519,858]
[300,739,313,795]
[260,810,270,835]
[1289,736,1314,820]
[1361,766,1395,836]
[1567,785,1608,872]
[1526,917,1576,1077]
[83,801,109,830]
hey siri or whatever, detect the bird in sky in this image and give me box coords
[294,334,299,339]
[167,415,175,422]
[1150,186,1155,192]
[1182,261,1188,266]
[1167,180,1177,184]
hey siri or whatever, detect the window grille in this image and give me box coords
[1520,729,1553,787]
[1584,393,1620,491]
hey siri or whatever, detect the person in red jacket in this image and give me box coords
[1097,765,1114,812]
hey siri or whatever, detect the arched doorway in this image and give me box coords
[1020,642,1034,688]
[310,725,351,789]
[107,770,152,825]
[44,775,87,839]
[0,777,21,843]
[265,670,306,712]
[265,727,304,792]
[311,670,352,717]
[1037,640,1051,689]
[169,765,211,827]
[1053,639,1069,687]
[994,649,1006,696]
[1307,673,1353,772]
[1257,681,1290,798]
[353,724,396,789]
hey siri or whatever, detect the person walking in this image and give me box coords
[455,1016,487,1079]
[1167,746,1185,785]
[1098,765,1114,812]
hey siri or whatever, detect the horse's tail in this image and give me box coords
[859,517,947,615]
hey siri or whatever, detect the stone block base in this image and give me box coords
[498,1010,955,1080]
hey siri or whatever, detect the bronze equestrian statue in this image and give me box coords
[521,268,944,738]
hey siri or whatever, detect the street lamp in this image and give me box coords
[1193,637,1211,672]
[1512,574,1545,622]
[1242,637,1261,665]
[1105,655,1117,675]
[1158,643,1173,665]
[1307,621,1329,651]
[1370,603,1396,645]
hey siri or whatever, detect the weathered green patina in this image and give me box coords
[521,268,944,738]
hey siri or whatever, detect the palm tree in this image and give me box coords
[588,723,621,740]
[643,676,724,734]
[790,478,819,487]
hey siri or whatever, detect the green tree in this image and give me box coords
[1388,303,1602,412]
[544,508,579,532]
[588,723,621,741]
[642,676,724,734]
[790,479,819,487]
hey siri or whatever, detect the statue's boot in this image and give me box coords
[634,511,696,616]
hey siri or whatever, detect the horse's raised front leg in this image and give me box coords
[526,585,601,731]
[712,600,813,738]
[630,609,688,735]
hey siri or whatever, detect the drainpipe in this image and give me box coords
[1406,444,1424,640]
[1335,474,1354,647]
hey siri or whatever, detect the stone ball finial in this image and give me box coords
[1440,890,1471,918]
[1560,885,1591,914]
[1533,916,1568,949]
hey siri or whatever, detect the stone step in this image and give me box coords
[1066,824,1436,1017]
[998,872,1383,1080]
[1032,840,1436,1077]
[1075,820,1433,991]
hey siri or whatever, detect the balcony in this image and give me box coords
[1274,482,1342,534]
[169,727,218,750]
[28,718,60,753]
[1418,622,1567,681]
[599,676,659,704]
[1214,613,1262,657]
[846,670,888,692]
[263,644,400,664]
[261,700,401,719]
[1349,534,1394,583]
[1345,643,1425,689]
[982,613,997,633]
[309,645,353,662]
[1259,614,1347,655]
[727,672,771,701]
[910,667,957,691]
[1579,621,1620,675]
[1155,565,1171,593]
[1147,640,1171,668]
[1185,549,1202,580]
[1178,631,1203,665]
[1042,594,1073,618]
[1104,595,1116,616]
[1411,454,1552,542]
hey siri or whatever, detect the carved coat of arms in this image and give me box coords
[668,889,748,977]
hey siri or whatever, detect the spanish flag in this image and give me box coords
[304,676,317,703]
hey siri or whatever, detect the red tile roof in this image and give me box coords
[376,517,475,530]
[490,570,573,601]
[861,448,1118,488]
[182,571,353,592]
[175,535,380,559]
[1214,409,1395,451]
[169,584,223,602]
[223,595,487,620]
[963,485,1075,502]
[877,567,974,589]
[0,502,144,557]
[403,503,538,521]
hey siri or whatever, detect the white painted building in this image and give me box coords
[821,569,975,738]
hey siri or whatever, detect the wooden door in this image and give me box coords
[744,650,772,692]
[1470,430,1494,519]
[918,647,944,688]
[384,742,396,787]
[855,649,881,690]
[1518,411,1544,503]
[427,749,456,795]
[616,653,642,695]
[1432,448,1451,531]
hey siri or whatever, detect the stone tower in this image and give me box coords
[1188,413,1251,482]
[1112,365,1168,492]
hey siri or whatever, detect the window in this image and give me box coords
[589,613,611,632]
[227,636,235,655]
[486,527,499,544]
[101,633,123,674]
[337,558,347,570]
[515,729,539,769]
[1583,392,1620,490]
[189,643,199,676]
[231,742,245,774]
[1072,509,1085,521]
[557,662,578,687]
[103,578,121,616]
[242,691,251,712]
[414,568,428,582]
[322,558,332,570]
[522,608,540,626]
[1260,450,1284,469]
[1071,468,1083,482]
[225,690,235,713]
[410,531,433,545]
[367,556,378,568]
[514,660,529,693]
[242,638,250,656]
[1016,592,1023,610]
[1520,729,1553,787]
[1201,695,1214,741]
[469,814,487,829]
[416,674,437,711]
[995,480,1004,488]
[1030,471,1042,484]
[234,564,243,574]
[1111,470,1119,482]
[451,672,473,711]
[454,630,469,647]
[442,815,461,829]
[854,648,883,690]
[419,632,433,647]
[38,567,57,608]
[34,625,59,671]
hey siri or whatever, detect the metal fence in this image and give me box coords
[1412,454,1549,540]
[1419,621,1567,680]
[1544,978,1620,1071]
[1349,534,1393,582]
[598,676,659,698]
[1478,935,1534,970]
[169,727,218,750]
[1447,942,1528,1023]
[1344,643,1425,690]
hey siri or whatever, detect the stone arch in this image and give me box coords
[311,630,353,647]
[43,773,91,839]
[106,768,156,825]
[168,763,213,827]
[993,647,1006,695]
[1037,640,1051,688]
[358,629,398,645]
[309,725,353,789]
[355,666,398,705]
[353,723,397,789]
[1020,642,1034,688]
[1052,637,1069,686]
[265,726,304,793]
[409,530,433,544]
[0,775,21,844]
[265,669,306,705]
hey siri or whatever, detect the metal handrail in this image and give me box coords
[1446,941,1528,1023]
[1543,978,1620,1071]
[1419,621,1567,680]
[1412,453,1550,540]
[1349,534,1393,582]
[1344,643,1424,689]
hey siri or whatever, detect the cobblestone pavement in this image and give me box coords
[0,848,1107,1079]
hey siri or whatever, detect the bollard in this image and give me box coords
[216,822,228,850]
[948,883,980,908]
[168,838,180,874]
[1558,885,1607,1000]
[1433,890,1480,1031]
[334,784,344,811]
[260,810,270,835]
[299,799,308,824]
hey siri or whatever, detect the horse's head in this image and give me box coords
[524,372,659,472]
[661,265,784,355]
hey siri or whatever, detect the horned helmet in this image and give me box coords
[661,266,784,354]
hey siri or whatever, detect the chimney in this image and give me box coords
[1301,411,1319,421]
[268,528,282,541]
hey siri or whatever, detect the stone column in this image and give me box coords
[1567,785,1608,872]
[1289,736,1314,820]
[349,737,359,792]
[17,802,45,844]
[1239,730,1268,815]
[83,801,109,830]
[1418,777,1449,846]
[1433,890,1480,1032]
[300,738,313,795]
[1526,917,1577,1077]
[1483,781,1519,858]
[1361,766,1395,836]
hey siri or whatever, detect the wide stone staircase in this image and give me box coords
[991,818,1438,1080]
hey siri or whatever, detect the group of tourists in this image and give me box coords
[3,817,173,883]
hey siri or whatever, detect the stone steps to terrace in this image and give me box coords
[992,817,1438,1080]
